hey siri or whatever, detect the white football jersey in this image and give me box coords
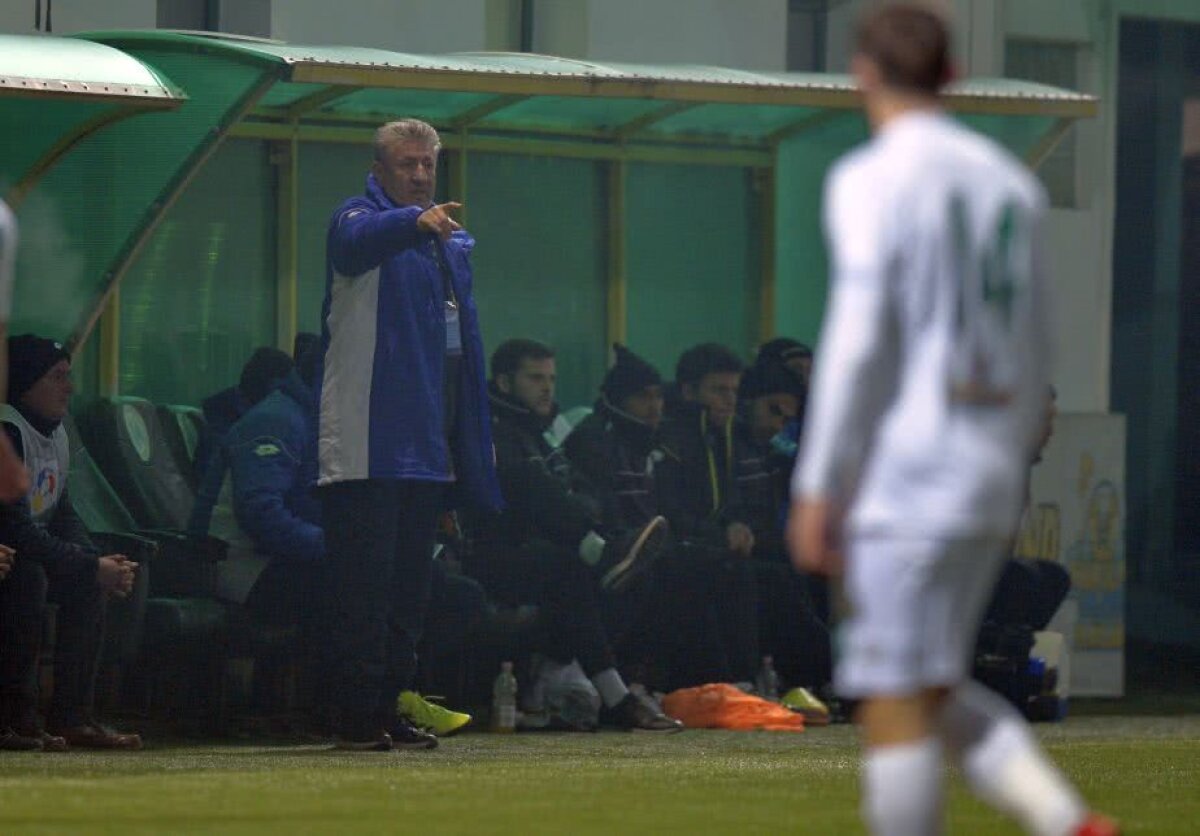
[793,111,1051,539]
[0,199,16,320]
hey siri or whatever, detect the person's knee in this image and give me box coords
[858,690,948,747]
[1037,559,1071,603]
[438,571,489,626]
[2,558,49,605]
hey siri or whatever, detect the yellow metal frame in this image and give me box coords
[230,120,772,167]
[758,165,776,344]
[252,107,772,150]
[71,71,281,355]
[607,159,628,348]
[274,127,300,352]
[98,287,121,398]
[7,99,183,209]
[448,130,470,227]
[282,84,362,120]
[1024,117,1076,169]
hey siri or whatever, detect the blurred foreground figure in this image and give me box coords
[786,5,1115,835]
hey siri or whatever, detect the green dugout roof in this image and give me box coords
[8,29,1096,366]
[0,33,183,207]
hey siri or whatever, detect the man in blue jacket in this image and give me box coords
[227,349,483,737]
[317,119,501,751]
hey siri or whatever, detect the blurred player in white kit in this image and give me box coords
[0,200,31,507]
[787,4,1116,835]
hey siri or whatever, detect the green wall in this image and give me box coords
[466,152,609,410]
[626,162,761,375]
[118,139,276,406]
[297,146,609,409]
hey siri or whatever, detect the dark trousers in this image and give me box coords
[643,545,760,689]
[246,560,330,635]
[0,559,104,730]
[467,539,617,677]
[321,479,444,732]
[422,561,488,659]
[983,557,1071,631]
[245,559,333,713]
[753,560,833,689]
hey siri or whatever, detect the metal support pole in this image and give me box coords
[98,287,120,398]
[607,159,628,347]
[449,128,470,227]
[758,164,776,343]
[274,126,299,351]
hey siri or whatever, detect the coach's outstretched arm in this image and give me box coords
[329,201,463,277]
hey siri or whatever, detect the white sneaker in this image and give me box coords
[541,659,601,730]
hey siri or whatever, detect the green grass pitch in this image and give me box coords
[1,716,1198,834]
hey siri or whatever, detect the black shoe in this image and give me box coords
[598,516,669,592]
[333,720,393,751]
[0,727,43,751]
[388,716,438,751]
[610,692,684,733]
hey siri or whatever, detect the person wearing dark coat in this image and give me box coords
[225,350,487,730]
[467,338,680,731]
[567,344,757,690]
[0,335,141,751]
[737,357,832,689]
[315,119,502,750]
[653,343,761,685]
[188,347,294,539]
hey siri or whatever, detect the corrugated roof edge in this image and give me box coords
[73,31,1098,117]
[0,33,185,103]
[76,30,291,71]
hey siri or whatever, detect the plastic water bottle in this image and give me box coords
[756,655,780,701]
[492,661,518,733]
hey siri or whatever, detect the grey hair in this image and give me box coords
[373,119,441,161]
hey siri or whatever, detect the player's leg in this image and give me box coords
[856,693,946,836]
[939,679,1089,836]
[839,538,951,836]
[924,539,1099,836]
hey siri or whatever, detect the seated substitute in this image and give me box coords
[225,348,483,737]
[189,346,294,539]
[0,336,141,751]
[981,386,1071,634]
[736,358,832,691]
[655,343,760,686]
[466,338,680,731]
[565,344,752,691]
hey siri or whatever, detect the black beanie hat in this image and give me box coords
[601,344,662,405]
[7,334,70,403]
[757,337,812,367]
[739,359,806,403]
[238,347,294,407]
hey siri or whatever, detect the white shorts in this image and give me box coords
[835,536,1008,698]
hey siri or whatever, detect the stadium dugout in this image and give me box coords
[0,29,1096,719]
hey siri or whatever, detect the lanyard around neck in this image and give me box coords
[701,409,733,514]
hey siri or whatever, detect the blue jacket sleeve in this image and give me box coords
[328,202,425,277]
[229,424,324,564]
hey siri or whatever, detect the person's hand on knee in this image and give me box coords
[96,555,138,598]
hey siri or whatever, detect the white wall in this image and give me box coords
[0,0,155,34]
[269,0,492,52]
[824,0,1111,412]
[539,0,788,72]
[994,0,1110,413]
